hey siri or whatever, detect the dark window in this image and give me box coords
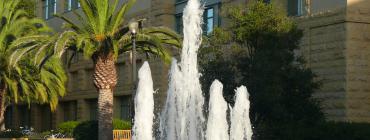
[41,106,52,131]
[19,106,31,127]
[43,0,57,19]
[88,100,97,120]
[65,0,80,11]
[288,0,303,16]
[63,101,77,121]
[5,106,13,129]
[175,14,183,34]
[176,0,186,3]
[120,96,131,120]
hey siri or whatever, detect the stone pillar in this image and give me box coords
[77,100,89,121]
[54,103,64,127]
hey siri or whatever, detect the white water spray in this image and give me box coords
[230,86,253,140]
[160,0,205,139]
[133,62,154,140]
[206,80,229,140]
[134,0,254,139]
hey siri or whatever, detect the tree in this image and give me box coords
[12,0,181,139]
[200,1,324,139]
[0,0,67,131]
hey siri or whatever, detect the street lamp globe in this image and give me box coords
[129,21,139,34]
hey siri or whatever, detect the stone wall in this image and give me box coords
[297,2,370,122]
[296,9,348,121]
[345,0,370,122]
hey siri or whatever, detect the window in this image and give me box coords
[19,106,31,127]
[120,96,131,120]
[43,0,57,19]
[175,2,220,35]
[41,106,52,131]
[5,106,13,129]
[176,0,186,3]
[63,101,77,121]
[204,8,214,34]
[175,14,183,34]
[288,0,304,16]
[88,100,97,120]
[65,0,80,11]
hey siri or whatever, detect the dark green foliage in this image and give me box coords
[257,122,370,140]
[200,1,324,139]
[0,130,24,138]
[57,121,81,137]
[72,119,131,140]
[73,121,98,140]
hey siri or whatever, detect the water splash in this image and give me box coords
[134,0,254,139]
[230,86,253,140]
[133,62,154,140]
[206,80,229,140]
[160,0,205,139]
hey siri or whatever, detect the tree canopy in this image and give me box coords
[200,1,324,139]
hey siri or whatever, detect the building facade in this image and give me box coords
[4,0,370,132]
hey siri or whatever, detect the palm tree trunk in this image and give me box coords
[93,54,117,140]
[0,83,7,131]
[98,89,114,140]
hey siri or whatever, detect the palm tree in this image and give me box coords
[0,0,67,130]
[11,0,181,139]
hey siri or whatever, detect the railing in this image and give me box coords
[113,130,131,140]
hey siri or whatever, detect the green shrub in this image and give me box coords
[57,121,80,137]
[72,119,131,140]
[256,122,370,140]
[317,122,370,140]
[73,120,98,140]
[113,119,131,130]
[0,130,24,138]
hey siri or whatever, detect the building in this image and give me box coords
[4,0,370,132]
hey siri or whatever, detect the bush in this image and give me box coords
[256,122,370,140]
[0,130,24,138]
[73,121,98,140]
[113,119,131,130]
[73,119,131,140]
[57,121,80,137]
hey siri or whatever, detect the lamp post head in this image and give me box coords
[129,21,139,35]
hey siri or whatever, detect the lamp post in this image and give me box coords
[129,21,139,126]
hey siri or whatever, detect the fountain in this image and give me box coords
[133,62,154,140]
[133,0,253,139]
[230,86,253,140]
[206,80,229,140]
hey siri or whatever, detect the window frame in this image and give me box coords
[204,7,214,35]
[65,0,80,12]
[43,0,57,19]
[174,2,221,35]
